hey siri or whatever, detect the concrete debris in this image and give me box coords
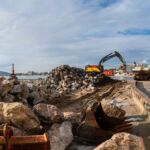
[48,121,73,150]
[43,65,106,98]
[63,112,82,124]
[33,103,64,124]
[0,102,41,133]
[0,79,13,97]
[101,100,125,118]
[93,132,145,150]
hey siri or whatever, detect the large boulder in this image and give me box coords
[33,103,64,124]
[48,121,73,150]
[0,102,41,133]
[94,132,145,150]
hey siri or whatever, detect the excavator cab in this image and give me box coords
[85,65,102,73]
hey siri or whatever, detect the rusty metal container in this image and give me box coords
[8,133,50,150]
[0,125,50,150]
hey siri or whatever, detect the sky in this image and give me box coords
[0,0,150,73]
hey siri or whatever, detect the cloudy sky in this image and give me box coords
[0,0,150,73]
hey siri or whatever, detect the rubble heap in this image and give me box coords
[43,65,107,97]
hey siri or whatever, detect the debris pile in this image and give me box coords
[43,65,108,97]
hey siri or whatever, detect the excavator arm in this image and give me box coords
[98,51,126,72]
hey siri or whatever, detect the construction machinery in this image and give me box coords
[132,64,150,80]
[85,51,126,75]
[76,101,132,144]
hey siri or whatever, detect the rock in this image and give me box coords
[0,80,12,96]
[20,84,30,99]
[33,103,64,124]
[63,112,82,124]
[9,84,29,100]
[101,100,125,118]
[11,84,22,94]
[93,132,145,150]
[48,121,73,150]
[3,94,15,102]
[0,102,41,133]
[28,91,41,105]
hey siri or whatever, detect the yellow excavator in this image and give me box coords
[85,51,126,74]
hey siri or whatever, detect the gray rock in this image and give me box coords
[48,121,73,150]
[33,103,64,124]
[11,84,22,94]
[3,94,15,102]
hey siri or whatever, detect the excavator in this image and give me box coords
[85,51,126,75]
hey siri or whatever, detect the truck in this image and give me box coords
[132,64,150,80]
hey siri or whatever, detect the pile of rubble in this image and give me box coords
[43,65,108,98]
[0,77,46,106]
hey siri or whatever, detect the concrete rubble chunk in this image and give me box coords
[93,132,145,150]
[10,84,22,94]
[3,94,15,102]
[48,121,73,150]
[33,103,64,124]
[0,102,41,132]
[0,80,13,97]
[101,100,125,118]
[63,112,82,124]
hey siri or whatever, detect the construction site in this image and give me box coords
[0,51,149,150]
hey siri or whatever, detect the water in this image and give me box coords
[4,75,47,80]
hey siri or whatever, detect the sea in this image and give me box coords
[4,75,47,80]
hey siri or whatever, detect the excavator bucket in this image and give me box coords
[0,124,50,150]
[77,102,132,144]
